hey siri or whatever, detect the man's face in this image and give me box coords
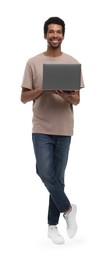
[44,24,64,49]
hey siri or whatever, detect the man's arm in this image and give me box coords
[64,91,80,105]
[20,87,43,104]
[52,90,80,105]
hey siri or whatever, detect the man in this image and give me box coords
[20,17,84,244]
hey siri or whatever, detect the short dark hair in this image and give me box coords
[44,17,65,36]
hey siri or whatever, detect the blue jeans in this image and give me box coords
[32,134,71,225]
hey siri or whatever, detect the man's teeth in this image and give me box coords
[52,40,58,42]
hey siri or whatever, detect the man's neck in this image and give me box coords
[44,48,62,57]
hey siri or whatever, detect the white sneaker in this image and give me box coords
[63,204,77,238]
[48,225,65,244]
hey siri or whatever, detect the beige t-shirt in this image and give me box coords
[21,52,84,136]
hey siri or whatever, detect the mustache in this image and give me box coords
[50,38,61,41]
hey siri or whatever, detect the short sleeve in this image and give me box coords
[21,62,33,90]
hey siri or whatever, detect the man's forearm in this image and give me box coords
[67,94,80,105]
[55,90,80,106]
[21,88,43,104]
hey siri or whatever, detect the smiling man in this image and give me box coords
[20,17,84,244]
[44,23,64,49]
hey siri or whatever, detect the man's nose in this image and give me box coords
[53,32,58,37]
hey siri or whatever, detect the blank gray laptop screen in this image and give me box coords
[43,63,81,91]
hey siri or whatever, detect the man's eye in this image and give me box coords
[48,31,62,34]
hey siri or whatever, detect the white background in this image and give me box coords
[0,0,105,259]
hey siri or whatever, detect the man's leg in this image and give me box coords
[48,135,71,225]
[32,134,71,215]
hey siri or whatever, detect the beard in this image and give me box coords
[50,44,61,49]
[48,40,62,49]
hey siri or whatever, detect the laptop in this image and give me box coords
[43,63,81,91]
